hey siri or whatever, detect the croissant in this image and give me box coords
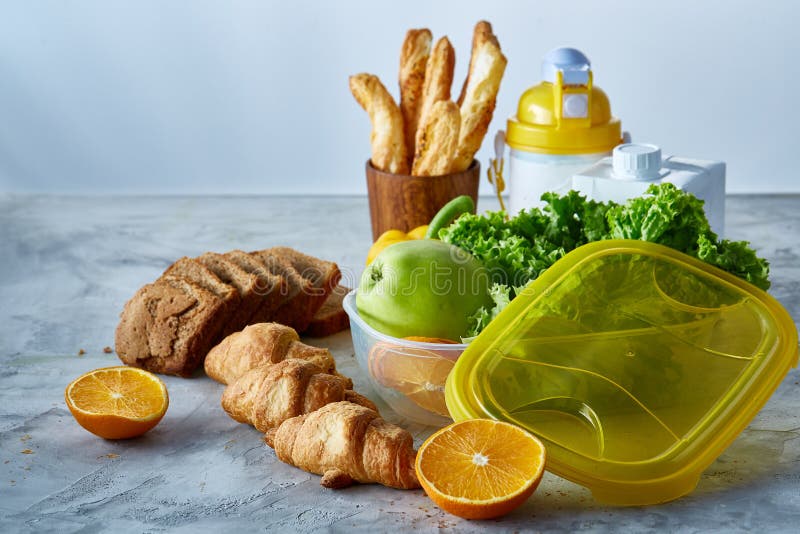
[222,359,376,433]
[264,401,420,490]
[205,323,349,387]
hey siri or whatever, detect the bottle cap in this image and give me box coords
[541,47,591,85]
[612,144,662,181]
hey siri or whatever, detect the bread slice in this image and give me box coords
[115,275,227,377]
[254,248,341,332]
[304,285,350,338]
[197,252,283,335]
[246,249,314,330]
[164,257,239,333]
[225,250,303,325]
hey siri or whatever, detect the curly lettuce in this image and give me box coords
[466,283,512,338]
[439,183,770,335]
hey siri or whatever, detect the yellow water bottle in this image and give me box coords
[505,48,625,213]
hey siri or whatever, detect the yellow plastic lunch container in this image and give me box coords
[445,240,798,505]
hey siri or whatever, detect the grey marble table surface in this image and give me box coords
[1,194,798,534]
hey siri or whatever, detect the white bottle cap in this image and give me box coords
[612,143,663,181]
[541,47,591,85]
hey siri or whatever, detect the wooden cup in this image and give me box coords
[365,160,480,240]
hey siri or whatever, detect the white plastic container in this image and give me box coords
[572,143,726,236]
[509,151,609,213]
[505,48,624,214]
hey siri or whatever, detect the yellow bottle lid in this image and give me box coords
[506,48,623,155]
[446,240,798,505]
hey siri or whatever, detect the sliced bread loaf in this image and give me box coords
[115,275,227,376]
[304,285,351,338]
[247,249,314,329]
[253,248,341,332]
[264,247,342,332]
[197,252,283,335]
[164,257,239,334]
[224,250,300,324]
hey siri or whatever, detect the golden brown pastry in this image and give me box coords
[456,20,495,106]
[349,73,409,174]
[221,359,376,433]
[399,28,432,158]
[204,323,344,386]
[264,401,420,490]
[412,100,460,176]
[452,21,507,172]
[415,36,455,151]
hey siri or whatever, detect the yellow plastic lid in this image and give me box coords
[506,48,622,155]
[446,240,798,505]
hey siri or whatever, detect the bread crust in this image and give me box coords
[399,28,432,159]
[415,36,455,153]
[453,22,507,172]
[349,73,409,174]
[412,100,461,176]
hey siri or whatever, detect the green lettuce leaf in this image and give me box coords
[440,184,771,335]
[466,283,512,338]
[696,234,770,290]
[605,183,713,253]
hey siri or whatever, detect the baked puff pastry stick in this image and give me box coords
[265,401,420,490]
[456,20,495,107]
[412,100,460,177]
[204,322,347,387]
[398,28,432,158]
[415,36,456,150]
[452,21,507,172]
[222,359,376,433]
[350,73,409,175]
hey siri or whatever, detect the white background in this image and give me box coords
[0,0,797,195]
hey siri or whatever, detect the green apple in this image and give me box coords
[356,239,493,340]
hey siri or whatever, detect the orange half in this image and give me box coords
[368,338,460,416]
[416,419,546,519]
[65,366,169,439]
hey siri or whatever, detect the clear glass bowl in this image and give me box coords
[343,290,466,427]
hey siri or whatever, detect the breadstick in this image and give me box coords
[415,37,455,152]
[452,25,507,172]
[456,21,495,107]
[412,100,460,177]
[399,29,432,159]
[349,73,409,175]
